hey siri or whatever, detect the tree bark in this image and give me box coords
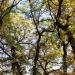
[11,46,23,75]
[63,42,67,75]
[33,35,41,75]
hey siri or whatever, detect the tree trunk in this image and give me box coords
[63,42,67,75]
[11,46,23,75]
[66,31,75,58]
[33,35,41,75]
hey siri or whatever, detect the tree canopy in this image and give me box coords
[0,0,75,75]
